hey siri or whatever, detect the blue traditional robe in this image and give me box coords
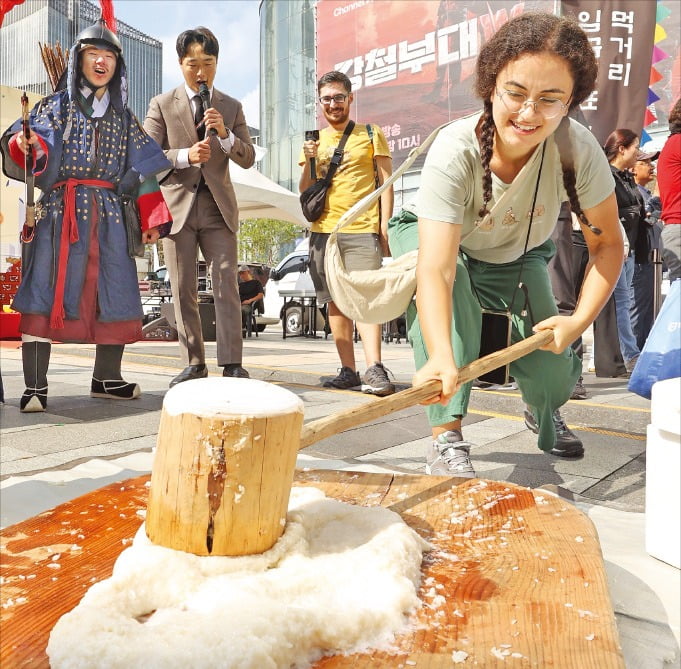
[1,91,171,338]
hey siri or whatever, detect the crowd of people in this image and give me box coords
[2,12,679,479]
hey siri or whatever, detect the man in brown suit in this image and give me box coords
[144,26,255,386]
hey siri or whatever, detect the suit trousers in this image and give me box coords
[163,187,242,367]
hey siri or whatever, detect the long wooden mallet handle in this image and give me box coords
[299,329,554,450]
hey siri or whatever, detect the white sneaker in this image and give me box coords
[426,430,476,478]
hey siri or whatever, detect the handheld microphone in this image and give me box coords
[198,83,217,136]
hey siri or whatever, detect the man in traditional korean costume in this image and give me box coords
[0,18,172,412]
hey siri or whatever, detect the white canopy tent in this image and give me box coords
[230,163,309,228]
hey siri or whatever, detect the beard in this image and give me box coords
[323,106,350,127]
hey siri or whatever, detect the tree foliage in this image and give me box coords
[238,218,303,265]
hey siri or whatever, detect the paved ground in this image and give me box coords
[0,330,679,667]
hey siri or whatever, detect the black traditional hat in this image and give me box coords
[60,13,128,115]
[75,18,122,55]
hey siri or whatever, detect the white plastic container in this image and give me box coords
[645,377,681,569]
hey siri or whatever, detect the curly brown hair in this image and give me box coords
[473,12,598,232]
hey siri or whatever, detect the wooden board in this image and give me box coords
[0,471,625,668]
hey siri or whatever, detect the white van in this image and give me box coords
[263,239,326,335]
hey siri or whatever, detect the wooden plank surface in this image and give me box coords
[1,471,624,668]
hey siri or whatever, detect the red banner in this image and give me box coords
[316,0,547,164]
[0,0,25,27]
[561,0,657,144]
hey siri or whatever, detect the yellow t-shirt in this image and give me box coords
[299,123,391,234]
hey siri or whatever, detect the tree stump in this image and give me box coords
[146,378,304,556]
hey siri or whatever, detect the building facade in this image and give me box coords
[259,0,316,194]
[0,0,161,122]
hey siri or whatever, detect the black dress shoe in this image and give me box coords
[222,364,250,378]
[524,408,584,458]
[170,364,208,387]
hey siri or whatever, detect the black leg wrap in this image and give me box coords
[90,344,141,399]
[20,341,51,413]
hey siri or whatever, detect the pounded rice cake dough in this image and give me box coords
[47,486,430,669]
[163,376,305,419]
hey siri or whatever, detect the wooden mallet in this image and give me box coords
[146,330,554,556]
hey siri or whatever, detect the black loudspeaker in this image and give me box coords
[198,303,216,341]
[160,302,216,341]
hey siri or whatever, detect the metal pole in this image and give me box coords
[652,248,663,319]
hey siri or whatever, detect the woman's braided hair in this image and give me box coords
[473,12,598,229]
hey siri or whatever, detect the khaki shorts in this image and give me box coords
[309,232,381,304]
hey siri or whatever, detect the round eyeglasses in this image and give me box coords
[319,94,348,106]
[496,88,569,119]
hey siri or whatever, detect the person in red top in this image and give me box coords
[657,98,681,281]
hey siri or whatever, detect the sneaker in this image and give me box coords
[625,354,639,374]
[426,430,476,478]
[90,378,141,400]
[569,376,588,400]
[323,366,361,390]
[361,362,396,396]
[524,408,584,458]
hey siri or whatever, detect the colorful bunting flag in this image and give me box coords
[649,67,664,86]
[651,45,669,64]
[643,1,672,145]
[656,3,672,22]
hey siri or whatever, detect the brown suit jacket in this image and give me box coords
[143,85,255,234]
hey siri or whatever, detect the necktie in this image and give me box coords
[193,95,205,139]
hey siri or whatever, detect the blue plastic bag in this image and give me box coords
[628,279,681,399]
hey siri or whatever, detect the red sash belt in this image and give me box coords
[49,178,115,329]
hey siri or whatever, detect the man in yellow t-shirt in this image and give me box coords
[299,70,395,395]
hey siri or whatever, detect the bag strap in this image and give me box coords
[365,123,382,219]
[331,112,535,235]
[366,123,379,188]
[321,120,355,186]
[329,119,452,234]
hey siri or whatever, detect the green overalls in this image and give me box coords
[388,210,582,452]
